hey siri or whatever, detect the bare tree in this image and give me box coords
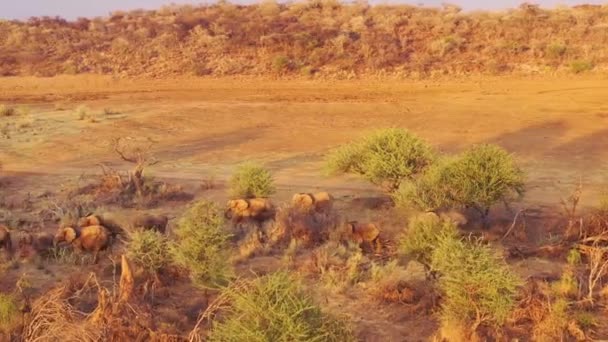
[110,137,158,199]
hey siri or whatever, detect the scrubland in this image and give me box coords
[1,1,608,340]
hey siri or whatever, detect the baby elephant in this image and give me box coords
[0,225,13,258]
[132,214,169,234]
[345,221,381,253]
[55,225,111,263]
[225,198,275,224]
[292,192,334,213]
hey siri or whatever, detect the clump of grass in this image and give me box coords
[0,292,19,333]
[571,60,594,74]
[103,108,120,115]
[399,213,459,269]
[325,128,435,192]
[76,105,89,120]
[0,105,16,117]
[365,260,417,304]
[229,162,275,198]
[171,200,232,289]
[206,271,354,342]
[431,236,521,335]
[127,230,171,275]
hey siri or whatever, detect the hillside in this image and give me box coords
[1,2,608,78]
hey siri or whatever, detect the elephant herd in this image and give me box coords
[225,191,382,251]
[0,191,383,265]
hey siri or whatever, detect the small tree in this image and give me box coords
[206,271,354,342]
[396,144,524,225]
[171,200,232,289]
[229,162,275,198]
[325,128,435,192]
[445,144,524,222]
[431,236,521,335]
[111,137,159,200]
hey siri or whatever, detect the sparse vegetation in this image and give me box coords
[127,230,171,275]
[171,200,232,289]
[205,271,354,342]
[325,128,435,192]
[229,162,275,199]
[2,4,608,77]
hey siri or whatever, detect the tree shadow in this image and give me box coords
[484,120,569,158]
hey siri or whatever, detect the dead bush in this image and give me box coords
[269,204,340,249]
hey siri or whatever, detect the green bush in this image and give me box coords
[0,292,19,333]
[127,230,171,274]
[229,162,275,198]
[171,200,232,289]
[571,60,594,74]
[431,236,521,330]
[207,271,354,342]
[392,158,454,211]
[444,144,524,220]
[399,213,458,268]
[325,128,435,192]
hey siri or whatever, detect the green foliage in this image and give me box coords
[229,162,275,198]
[127,230,171,274]
[398,213,458,267]
[0,292,19,333]
[571,60,594,74]
[325,128,435,192]
[207,271,354,342]
[392,158,453,211]
[431,236,521,328]
[401,144,524,219]
[171,200,233,289]
[444,144,524,218]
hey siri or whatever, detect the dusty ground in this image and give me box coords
[2,75,607,211]
[1,75,608,340]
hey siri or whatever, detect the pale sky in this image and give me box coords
[0,0,606,20]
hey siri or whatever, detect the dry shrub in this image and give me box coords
[269,204,340,249]
[22,274,103,341]
[302,241,368,293]
[24,257,179,341]
[365,260,418,304]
